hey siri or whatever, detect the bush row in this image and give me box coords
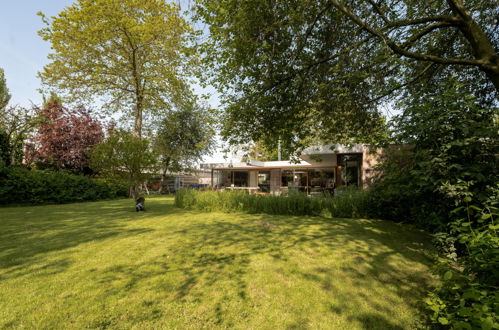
[0,166,128,205]
[174,188,373,219]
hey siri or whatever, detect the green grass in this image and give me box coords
[174,189,373,218]
[0,196,435,329]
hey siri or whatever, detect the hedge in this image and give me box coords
[0,167,127,205]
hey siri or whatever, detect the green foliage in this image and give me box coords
[0,68,11,111]
[0,106,40,166]
[90,129,159,196]
[366,145,447,230]
[175,189,372,218]
[0,71,36,166]
[365,78,498,327]
[0,129,11,167]
[38,0,196,136]
[154,102,215,174]
[0,166,126,205]
[368,78,498,231]
[426,184,499,329]
[194,0,387,150]
[42,92,64,108]
[96,177,129,198]
[193,0,497,151]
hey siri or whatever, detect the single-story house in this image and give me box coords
[201,144,380,195]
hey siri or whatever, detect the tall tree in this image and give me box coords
[194,0,498,151]
[26,101,104,173]
[90,129,159,199]
[0,68,10,111]
[154,101,215,189]
[0,106,40,166]
[38,0,195,138]
[0,68,14,166]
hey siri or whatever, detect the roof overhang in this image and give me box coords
[301,144,364,155]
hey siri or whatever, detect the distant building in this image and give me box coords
[201,144,380,195]
[159,169,212,192]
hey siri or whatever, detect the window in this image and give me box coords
[281,170,294,187]
[280,169,308,192]
[309,168,335,190]
[338,154,362,187]
[233,171,249,186]
[258,171,271,192]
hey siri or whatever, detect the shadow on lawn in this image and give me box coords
[175,213,432,328]
[211,213,429,325]
[0,198,170,278]
[0,199,434,328]
[86,203,433,328]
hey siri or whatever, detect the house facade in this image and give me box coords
[201,144,380,195]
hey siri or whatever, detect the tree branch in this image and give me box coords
[402,21,456,47]
[292,1,335,62]
[330,0,483,67]
[263,32,373,95]
[446,0,472,21]
[366,0,390,24]
[368,63,435,103]
[385,15,460,28]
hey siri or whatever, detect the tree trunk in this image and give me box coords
[134,95,143,138]
[158,176,164,194]
[159,157,170,194]
[158,167,167,194]
[129,185,138,200]
[447,0,499,92]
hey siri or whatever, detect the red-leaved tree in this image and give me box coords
[26,101,104,173]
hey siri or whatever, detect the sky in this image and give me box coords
[0,0,233,163]
[0,0,70,107]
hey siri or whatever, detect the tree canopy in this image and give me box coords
[26,101,104,173]
[39,0,196,137]
[90,129,159,198]
[154,102,216,175]
[194,0,498,151]
[0,68,10,111]
[0,106,40,166]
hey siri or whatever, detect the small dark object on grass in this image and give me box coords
[136,197,145,212]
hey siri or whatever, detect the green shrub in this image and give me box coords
[0,167,127,205]
[174,188,371,218]
[426,185,498,329]
[364,80,498,328]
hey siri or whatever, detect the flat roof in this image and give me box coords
[212,164,336,171]
[203,144,364,170]
[210,159,311,170]
[302,144,364,155]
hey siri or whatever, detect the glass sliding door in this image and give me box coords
[258,171,271,192]
[280,169,308,192]
[233,171,249,187]
[309,168,336,194]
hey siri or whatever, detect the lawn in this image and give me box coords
[0,196,434,329]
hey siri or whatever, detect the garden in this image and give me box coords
[0,0,498,328]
